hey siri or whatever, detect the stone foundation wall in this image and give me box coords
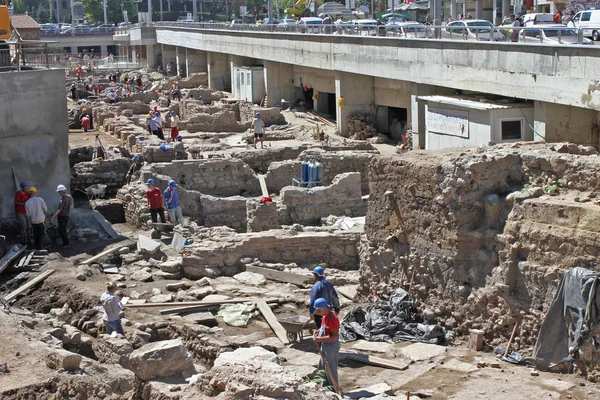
[71,158,131,197]
[231,146,311,174]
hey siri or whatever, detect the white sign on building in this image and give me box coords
[426,106,469,138]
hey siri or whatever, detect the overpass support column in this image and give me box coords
[161,44,177,75]
[100,45,108,56]
[450,0,456,19]
[146,45,158,69]
[186,49,208,76]
[263,61,294,107]
[208,52,230,91]
[502,0,510,19]
[176,46,186,76]
[335,72,374,137]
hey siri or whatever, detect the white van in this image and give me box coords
[569,10,600,40]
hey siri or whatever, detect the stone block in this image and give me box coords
[45,349,82,371]
[128,339,194,381]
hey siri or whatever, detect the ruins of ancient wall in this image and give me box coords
[71,158,131,197]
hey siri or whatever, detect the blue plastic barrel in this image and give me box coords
[314,160,323,184]
[301,161,310,187]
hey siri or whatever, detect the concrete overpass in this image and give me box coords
[41,32,118,55]
[117,23,600,148]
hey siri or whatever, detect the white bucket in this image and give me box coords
[180,217,190,227]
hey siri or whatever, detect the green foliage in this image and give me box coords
[302,370,333,391]
[34,3,51,23]
[81,0,137,24]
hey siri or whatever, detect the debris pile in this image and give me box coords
[346,112,377,140]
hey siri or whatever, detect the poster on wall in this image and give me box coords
[426,107,469,138]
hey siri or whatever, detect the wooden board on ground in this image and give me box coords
[337,285,359,301]
[126,299,147,305]
[342,352,410,371]
[4,269,55,302]
[257,174,269,197]
[17,252,34,268]
[80,242,132,265]
[129,296,279,309]
[245,265,311,286]
[159,297,279,315]
[256,300,290,345]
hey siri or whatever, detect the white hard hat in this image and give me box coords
[57,184,67,192]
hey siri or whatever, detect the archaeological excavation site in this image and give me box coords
[1,67,600,400]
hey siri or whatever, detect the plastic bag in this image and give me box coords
[217,303,257,327]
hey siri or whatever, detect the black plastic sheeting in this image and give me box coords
[531,267,600,371]
[340,288,449,344]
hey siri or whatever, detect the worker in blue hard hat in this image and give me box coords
[146,179,166,223]
[309,266,340,329]
[164,180,183,224]
[126,155,142,184]
[313,297,341,389]
[14,181,32,246]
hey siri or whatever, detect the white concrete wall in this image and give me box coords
[0,70,69,222]
[425,104,492,150]
[534,101,600,146]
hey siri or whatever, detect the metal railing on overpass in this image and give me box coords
[142,21,596,46]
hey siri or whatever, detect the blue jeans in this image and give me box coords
[105,319,124,335]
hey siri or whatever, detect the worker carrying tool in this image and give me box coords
[313,297,342,393]
[308,266,340,329]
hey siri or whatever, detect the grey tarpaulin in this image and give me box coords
[532,267,600,370]
[339,288,448,344]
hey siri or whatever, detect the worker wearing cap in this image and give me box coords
[25,187,48,251]
[164,180,183,224]
[14,181,32,246]
[199,96,204,105]
[146,179,166,223]
[101,281,125,335]
[169,111,180,142]
[173,135,187,160]
[251,112,265,149]
[313,297,341,389]
[309,266,340,329]
[50,185,73,248]
[126,155,142,184]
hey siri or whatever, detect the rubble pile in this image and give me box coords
[347,112,377,140]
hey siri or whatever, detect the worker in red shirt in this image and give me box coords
[145,179,166,223]
[14,181,32,246]
[313,297,341,390]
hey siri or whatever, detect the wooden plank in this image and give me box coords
[257,174,269,197]
[4,270,55,302]
[80,243,130,265]
[343,352,409,371]
[256,300,290,345]
[126,296,278,309]
[159,297,280,315]
[245,265,311,286]
[17,252,34,268]
[0,245,27,275]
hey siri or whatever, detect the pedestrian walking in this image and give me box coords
[101,281,125,335]
[169,111,180,141]
[25,187,47,251]
[313,297,341,389]
[49,185,73,248]
[14,181,32,246]
[126,155,143,184]
[251,112,265,149]
[510,14,521,42]
[308,266,340,329]
[146,179,166,223]
[164,180,183,224]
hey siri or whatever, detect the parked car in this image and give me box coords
[118,22,131,28]
[262,18,280,25]
[91,24,115,33]
[386,21,432,38]
[519,24,593,45]
[568,10,600,40]
[353,19,378,36]
[522,13,556,26]
[298,17,323,33]
[278,18,296,26]
[443,20,504,41]
[230,19,243,26]
[60,23,71,32]
[40,23,60,34]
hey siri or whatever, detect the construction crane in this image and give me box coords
[284,0,324,18]
[0,0,10,67]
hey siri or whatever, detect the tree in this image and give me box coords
[34,3,51,23]
[81,0,137,24]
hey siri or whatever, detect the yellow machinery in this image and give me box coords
[0,1,10,40]
[284,0,324,17]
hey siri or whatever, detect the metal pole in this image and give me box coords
[103,0,108,24]
[268,0,272,23]
[56,0,61,23]
[193,0,197,21]
[276,0,280,19]
[226,0,229,20]
[147,0,152,22]
[160,0,163,21]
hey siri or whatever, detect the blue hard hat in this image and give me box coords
[255,112,260,117]
[314,298,330,309]
[20,181,29,188]
[132,155,140,160]
[146,179,155,185]
[176,135,182,139]
[168,180,176,187]
[312,266,325,277]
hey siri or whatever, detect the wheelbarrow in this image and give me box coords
[277,315,313,343]
[151,222,174,239]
